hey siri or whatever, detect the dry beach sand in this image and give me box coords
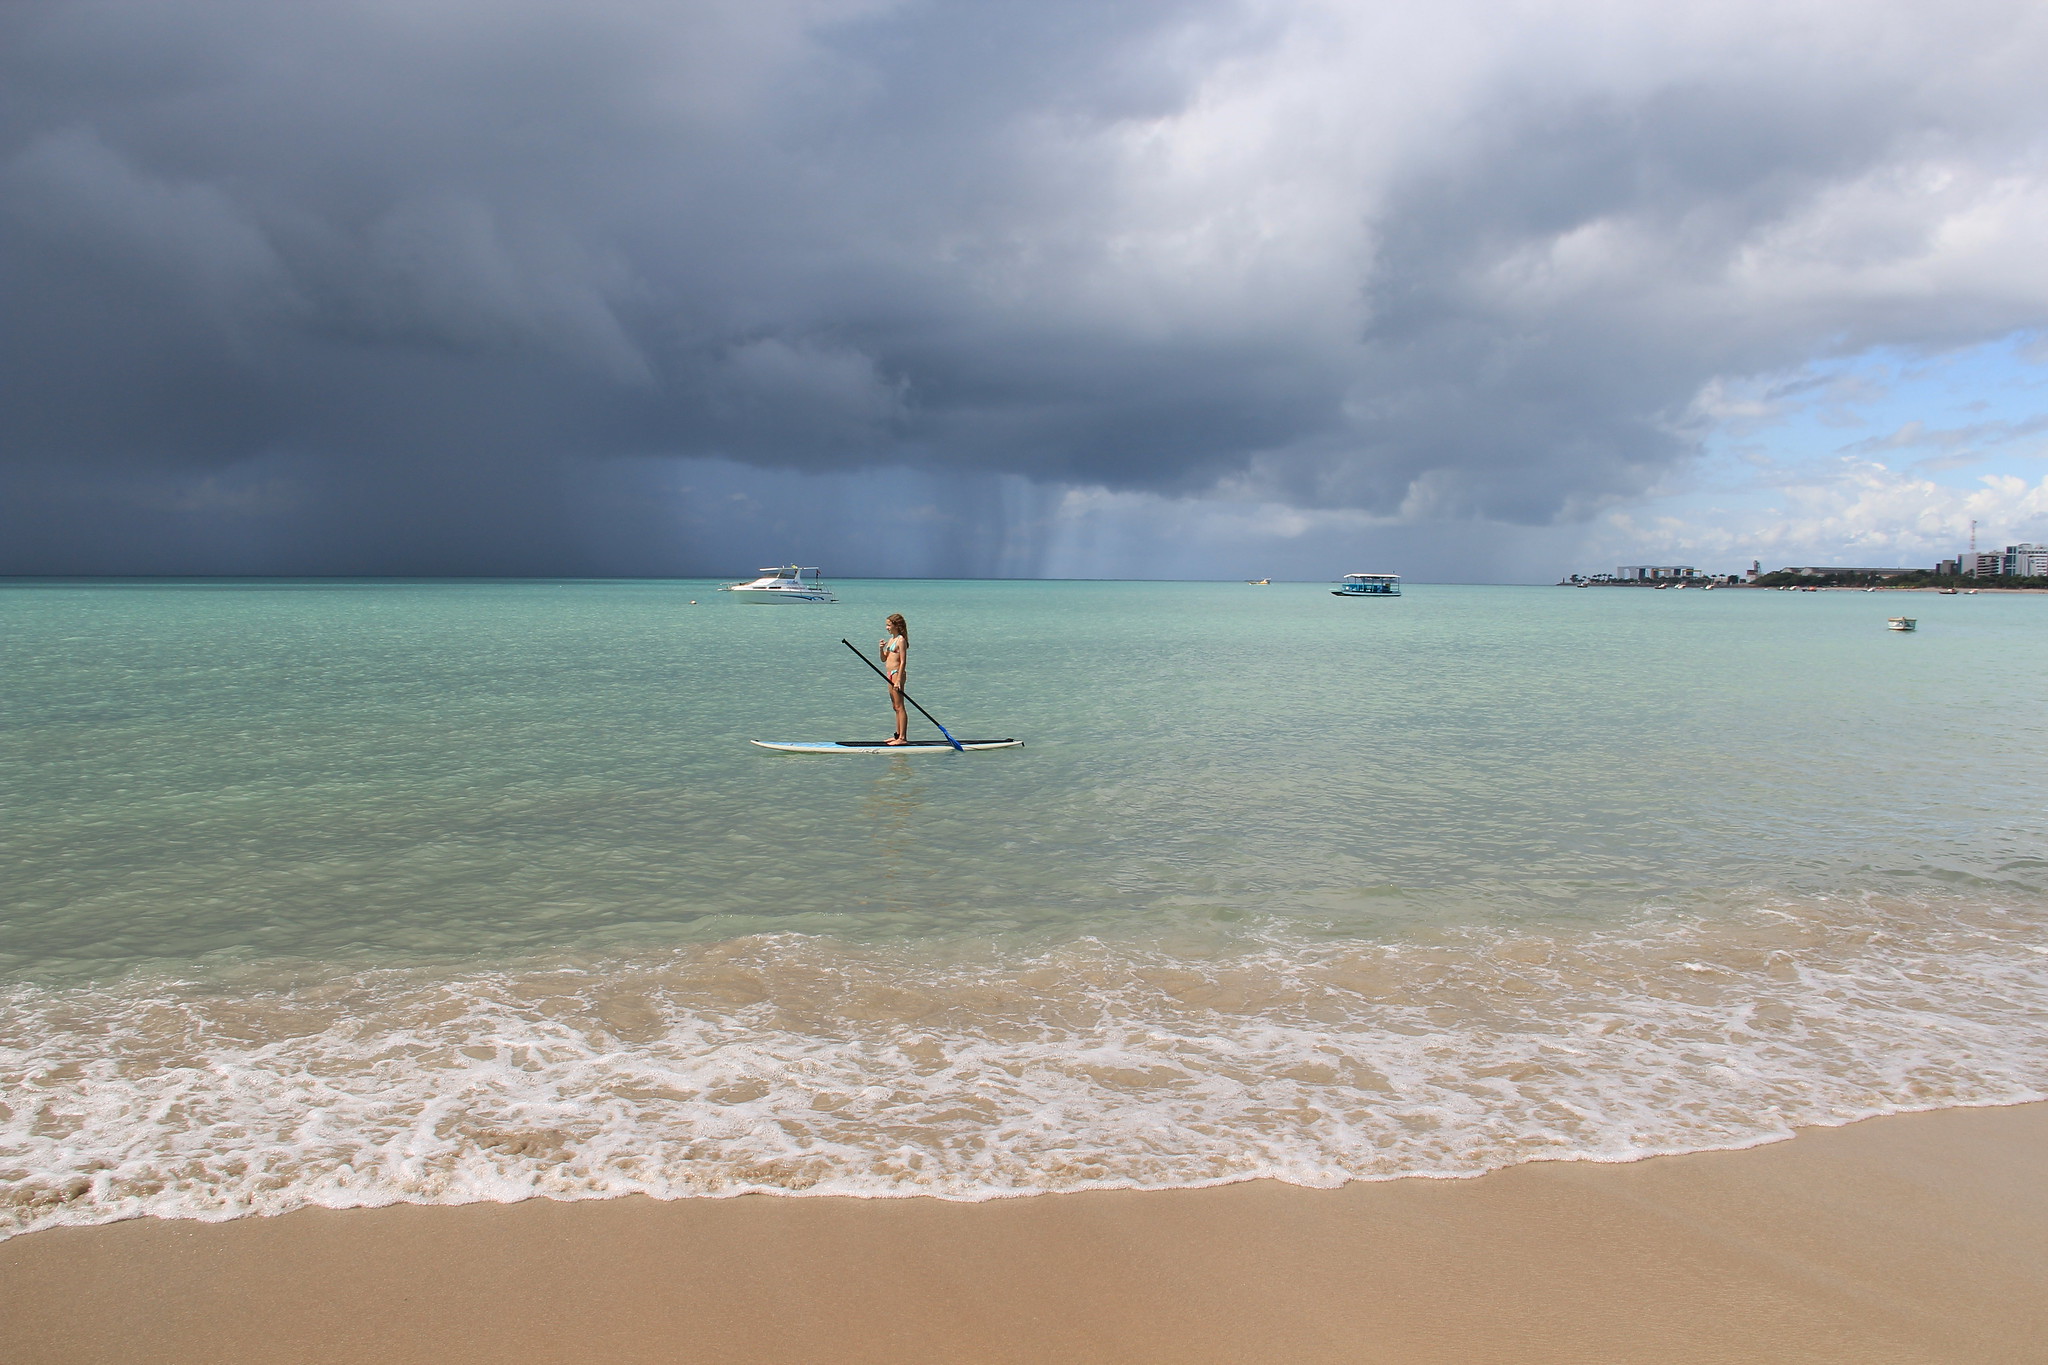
[3,1101,2044,1365]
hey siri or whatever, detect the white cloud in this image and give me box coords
[1597,458,2048,568]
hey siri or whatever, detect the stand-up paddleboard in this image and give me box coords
[752,640,1020,754]
[836,637,970,752]
[752,739,1023,754]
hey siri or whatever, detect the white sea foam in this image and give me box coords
[4,893,2047,1240]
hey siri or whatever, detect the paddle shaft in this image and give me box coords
[841,638,965,751]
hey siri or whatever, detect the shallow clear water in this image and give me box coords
[4,579,2046,1234]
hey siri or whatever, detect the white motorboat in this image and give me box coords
[1887,617,1917,631]
[719,565,837,603]
[1331,573,1400,597]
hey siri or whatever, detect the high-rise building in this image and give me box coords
[1966,552,2003,577]
[2002,543,2047,576]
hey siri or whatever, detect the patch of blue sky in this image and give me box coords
[1704,331,2048,486]
[1576,332,2048,574]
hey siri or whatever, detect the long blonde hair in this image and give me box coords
[886,613,907,641]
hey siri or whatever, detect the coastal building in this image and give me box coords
[2003,543,2047,576]
[1935,558,1961,577]
[1782,566,1915,579]
[1617,565,1697,580]
[1966,552,2004,576]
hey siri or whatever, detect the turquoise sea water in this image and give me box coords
[4,579,2047,1234]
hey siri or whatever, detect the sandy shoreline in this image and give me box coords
[4,1102,2044,1364]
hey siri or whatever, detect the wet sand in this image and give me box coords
[3,1101,2043,1365]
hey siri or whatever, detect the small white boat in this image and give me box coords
[1887,617,1917,631]
[1331,573,1400,597]
[719,565,837,603]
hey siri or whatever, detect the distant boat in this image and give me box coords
[1246,578,1271,585]
[1939,588,1959,595]
[1887,617,1917,631]
[718,565,837,603]
[1331,573,1400,597]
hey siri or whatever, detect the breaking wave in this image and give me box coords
[5,893,2047,1239]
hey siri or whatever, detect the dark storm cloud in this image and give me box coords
[4,0,2046,573]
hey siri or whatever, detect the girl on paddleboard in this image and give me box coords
[879,614,909,745]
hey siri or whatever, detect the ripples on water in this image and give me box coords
[3,579,2046,1236]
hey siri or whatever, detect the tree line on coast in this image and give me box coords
[1750,570,2048,589]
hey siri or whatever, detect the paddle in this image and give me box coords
[841,638,966,751]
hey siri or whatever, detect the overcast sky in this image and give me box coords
[5,0,2046,579]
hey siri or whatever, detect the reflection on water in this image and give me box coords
[860,759,927,913]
